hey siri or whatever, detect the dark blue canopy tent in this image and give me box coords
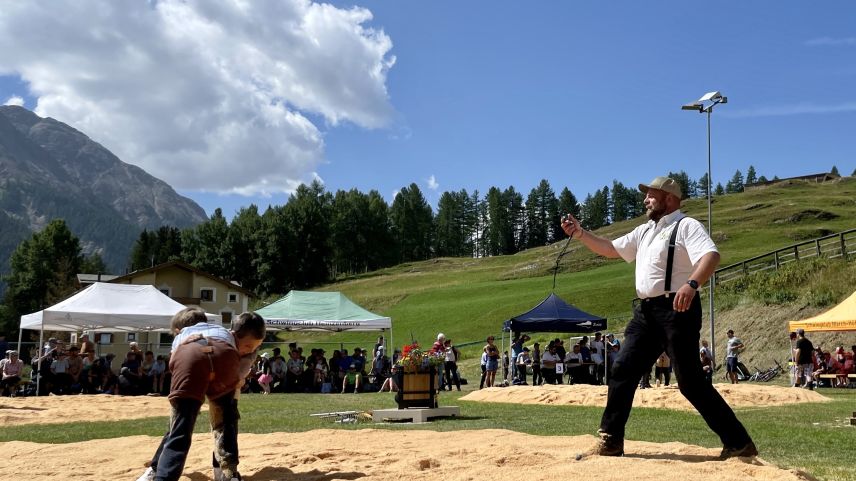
[503,293,607,333]
[501,293,608,385]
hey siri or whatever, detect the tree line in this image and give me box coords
[1,164,843,336]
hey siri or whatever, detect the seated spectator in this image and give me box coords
[285,349,305,392]
[66,346,84,393]
[379,365,400,392]
[268,348,286,392]
[342,364,362,393]
[117,367,141,395]
[121,351,144,393]
[313,351,329,391]
[1,350,25,396]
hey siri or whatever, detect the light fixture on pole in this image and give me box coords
[682,91,727,364]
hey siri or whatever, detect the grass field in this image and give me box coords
[2,384,854,481]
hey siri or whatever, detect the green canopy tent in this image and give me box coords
[255,290,393,352]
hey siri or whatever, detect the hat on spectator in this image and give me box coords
[796,328,805,336]
[639,176,682,200]
[260,352,270,358]
[437,333,445,340]
[8,350,18,356]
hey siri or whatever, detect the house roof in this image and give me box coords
[110,260,255,298]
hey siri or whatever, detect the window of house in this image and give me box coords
[200,288,215,302]
[98,333,113,345]
[126,333,137,343]
[227,292,238,303]
[159,333,174,348]
[221,311,233,326]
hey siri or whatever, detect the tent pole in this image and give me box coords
[36,320,45,397]
[16,329,23,360]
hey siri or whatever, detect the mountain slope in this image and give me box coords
[0,105,208,275]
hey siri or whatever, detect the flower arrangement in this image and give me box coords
[396,341,445,373]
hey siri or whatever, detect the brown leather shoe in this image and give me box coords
[719,441,758,459]
[585,430,624,457]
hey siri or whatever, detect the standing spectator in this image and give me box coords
[655,352,671,387]
[606,333,620,350]
[432,334,446,388]
[510,334,529,382]
[483,336,500,387]
[79,333,96,355]
[591,332,606,385]
[541,343,561,385]
[560,175,755,459]
[479,349,488,389]
[373,335,385,361]
[1,350,24,396]
[788,331,798,387]
[501,351,510,383]
[515,347,531,385]
[725,330,744,384]
[51,350,72,394]
[699,346,714,384]
[565,344,584,384]
[794,329,814,389]
[531,342,543,386]
[286,350,305,392]
[443,339,462,391]
[151,354,167,394]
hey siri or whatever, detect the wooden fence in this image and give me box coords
[715,228,856,284]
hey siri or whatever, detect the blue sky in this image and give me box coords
[2,1,855,219]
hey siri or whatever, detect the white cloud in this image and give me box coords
[426,174,439,190]
[724,102,856,118]
[805,37,856,46]
[0,0,395,196]
[3,95,24,106]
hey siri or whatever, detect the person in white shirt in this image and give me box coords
[561,175,755,459]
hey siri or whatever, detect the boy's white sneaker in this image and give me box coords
[135,467,155,481]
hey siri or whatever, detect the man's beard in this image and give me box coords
[645,204,666,221]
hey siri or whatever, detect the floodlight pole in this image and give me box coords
[705,106,716,365]
[683,93,726,366]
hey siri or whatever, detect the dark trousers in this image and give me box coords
[600,294,752,448]
[151,394,239,481]
[444,361,461,390]
[479,364,487,389]
[532,364,542,385]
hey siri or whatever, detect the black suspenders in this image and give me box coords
[664,217,685,293]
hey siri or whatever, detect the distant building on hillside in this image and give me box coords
[744,172,841,191]
[68,261,256,357]
[110,260,254,325]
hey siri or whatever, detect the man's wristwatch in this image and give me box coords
[687,279,699,290]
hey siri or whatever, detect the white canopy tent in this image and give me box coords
[18,282,204,396]
[19,282,194,333]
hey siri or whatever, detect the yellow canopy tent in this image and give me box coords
[789,290,856,332]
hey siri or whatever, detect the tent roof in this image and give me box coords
[503,293,607,333]
[255,290,391,332]
[789,290,856,332]
[20,282,192,332]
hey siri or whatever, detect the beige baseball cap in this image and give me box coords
[638,176,682,200]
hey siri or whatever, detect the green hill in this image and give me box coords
[261,177,856,378]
